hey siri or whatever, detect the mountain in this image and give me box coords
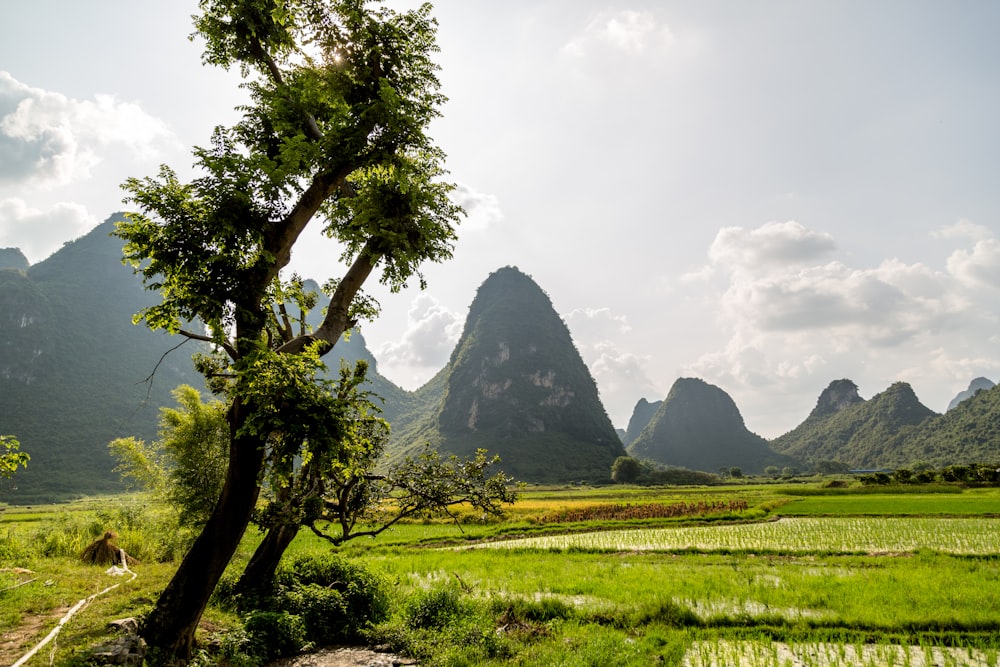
[626,378,794,474]
[390,266,626,483]
[622,398,662,446]
[0,216,204,502]
[0,247,29,271]
[947,377,996,411]
[806,379,866,419]
[769,381,938,467]
[0,217,405,503]
[895,384,1000,466]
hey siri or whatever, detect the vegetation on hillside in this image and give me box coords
[768,381,1000,469]
[628,378,795,474]
[393,266,626,483]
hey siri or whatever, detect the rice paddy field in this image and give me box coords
[3,480,1000,665]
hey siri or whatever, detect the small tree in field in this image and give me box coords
[0,435,29,479]
[116,1,464,660]
[611,456,643,484]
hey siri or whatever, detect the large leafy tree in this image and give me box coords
[115,0,462,660]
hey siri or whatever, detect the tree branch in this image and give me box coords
[178,328,237,360]
[276,240,380,355]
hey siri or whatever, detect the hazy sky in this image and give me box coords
[2,1,998,436]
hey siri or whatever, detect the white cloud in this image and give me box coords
[450,182,502,232]
[932,218,993,242]
[681,220,1000,436]
[563,10,675,58]
[587,342,663,428]
[0,71,175,188]
[375,294,463,370]
[946,238,1000,291]
[565,307,661,427]
[566,307,632,336]
[0,198,96,262]
[707,220,836,273]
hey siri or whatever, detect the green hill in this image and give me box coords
[769,380,938,468]
[389,266,626,483]
[0,216,204,502]
[878,384,1000,467]
[0,217,410,503]
[626,378,795,474]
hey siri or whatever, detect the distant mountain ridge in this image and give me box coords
[3,219,999,502]
[0,216,203,501]
[0,217,409,502]
[626,378,795,474]
[947,377,996,411]
[622,398,662,446]
[770,381,939,467]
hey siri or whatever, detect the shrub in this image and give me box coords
[405,586,463,630]
[283,584,349,644]
[277,553,390,643]
[243,611,307,662]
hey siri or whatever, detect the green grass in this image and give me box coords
[4,481,1000,665]
[778,488,1000,516]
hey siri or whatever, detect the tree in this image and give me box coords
[0,435,29,479]
[109,385,229,529]
[115,1,462,660]
[610,456,643,484]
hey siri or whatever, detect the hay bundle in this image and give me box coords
[80,531,137,566]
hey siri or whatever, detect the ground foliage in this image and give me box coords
[4,483,1000,665]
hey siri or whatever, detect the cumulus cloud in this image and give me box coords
[0,71,175,188]
[450,182,502,232]
[587,342,663,428]
[946,238,1000,291]
[375,294,463,370]
[707,220,836,272]
[681,220,1000,436]
[932,219,993,242]
[566,307,632,337]
[563,10,675,58]
[565,307,661,427]
[0,198,96,262]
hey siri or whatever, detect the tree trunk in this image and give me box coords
[237,522,300,592]
[141,403,265,664]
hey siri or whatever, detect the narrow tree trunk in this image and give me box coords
[237,522,300,592]
[141,404,265,663]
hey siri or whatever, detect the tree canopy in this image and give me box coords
[115,1,465,660]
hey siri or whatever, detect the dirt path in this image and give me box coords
[0,606,71,666]
[268,647,418,667]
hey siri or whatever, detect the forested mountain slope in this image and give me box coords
[627,378,795,474]
[388,266,626,483]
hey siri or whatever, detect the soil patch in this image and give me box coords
[268,647,417,667]
[0,606,71,666]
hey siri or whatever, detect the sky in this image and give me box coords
[2,1,999,437]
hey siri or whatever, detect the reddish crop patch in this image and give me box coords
[541,500,749,523]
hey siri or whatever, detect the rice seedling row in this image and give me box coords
[472,516,1000,555]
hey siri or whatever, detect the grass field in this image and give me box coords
[2,481,1000,665]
